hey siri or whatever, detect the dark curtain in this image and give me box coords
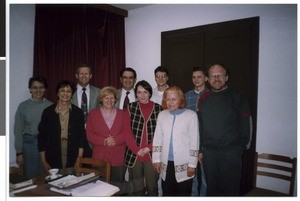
[33,4,125,102]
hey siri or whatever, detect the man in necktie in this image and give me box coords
[71,64,101,158]
[116,67,137,110]
[115,67,137,184]
[81,87,88,121]
[123,91,130,110]
[71,64,101,118]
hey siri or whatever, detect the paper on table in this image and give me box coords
[49,173,96,188]
[10,184,37,195]
[50,180,119,196]
[10,179,34,189]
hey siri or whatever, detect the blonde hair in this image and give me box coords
[99,86,119,105]
[161,86,186,110]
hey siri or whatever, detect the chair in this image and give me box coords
[247,152,297,196]
[10,166,23,175]
[76,157,111,183]
[9,166,25,184]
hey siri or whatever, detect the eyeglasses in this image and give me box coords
[155,74,167,79]
[122,76,135,80]
[208,75,226,80]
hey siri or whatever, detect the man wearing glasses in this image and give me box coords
[150,66,169,105]
[197,63,251,196]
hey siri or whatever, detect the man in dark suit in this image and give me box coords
[115,67,137,110]
[71,64,101,119]
[71,64,100,157]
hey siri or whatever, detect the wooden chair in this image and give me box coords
[10,166,23,175]
[247,152,297,196]
[75,157,111,183]
[9,166,25,184]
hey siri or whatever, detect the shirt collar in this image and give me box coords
[77,84,90,91]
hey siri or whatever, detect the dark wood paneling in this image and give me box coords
[161,17,259,195]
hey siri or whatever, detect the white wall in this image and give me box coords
[125,4,297,156]
[124,4,297,194]
[9,4,297,194]
[9,4,35,165]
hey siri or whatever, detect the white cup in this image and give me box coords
[49,168,59,179]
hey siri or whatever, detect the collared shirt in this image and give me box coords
[119,88,135,109]
[151,85,169,105]
[185,88,208,112]
[76,84,91,110]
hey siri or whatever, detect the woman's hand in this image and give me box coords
[16,154,24,166]
[153,163,161,174]
[137,147,150,156]
[104,136,116,147]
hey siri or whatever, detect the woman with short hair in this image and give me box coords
[152,86,199,196]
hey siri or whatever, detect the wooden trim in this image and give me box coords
[91,4,128,17]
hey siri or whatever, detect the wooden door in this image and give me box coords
[161,17,259,195]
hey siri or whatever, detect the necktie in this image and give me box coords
[81,87,88,121]
[123,91,130,110]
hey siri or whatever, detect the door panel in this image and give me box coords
[161,17,259,194]
[162,30,205,93]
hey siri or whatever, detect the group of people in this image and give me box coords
[14,63,251,196]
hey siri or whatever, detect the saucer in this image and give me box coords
[45,174,63,182]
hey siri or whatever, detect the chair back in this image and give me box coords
[76,157,111,183]
[10,166,23,175]
[254,152,297,195]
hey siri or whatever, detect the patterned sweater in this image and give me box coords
[124,101,162,167]
[152,109,199,183]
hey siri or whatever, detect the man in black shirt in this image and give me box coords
[197,64,251,196]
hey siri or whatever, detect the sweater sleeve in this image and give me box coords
[14,104,24,154]
[197,110,203,153]
[124,108,140,154]
[113,110,126,146]
[86,110,107,146]
[188,111,199,168]
[38,108,48,152]
[152,112,163,163]
[239,93,251,150]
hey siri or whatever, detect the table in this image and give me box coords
[12,175,63,196]
[12,174,120,196]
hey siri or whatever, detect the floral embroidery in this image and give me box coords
[190,150,199,157]
[153,146,162,153]
[175,164,188,172]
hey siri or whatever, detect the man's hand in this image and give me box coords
[187,167,196,177]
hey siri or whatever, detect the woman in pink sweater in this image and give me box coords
[86,86,126,183]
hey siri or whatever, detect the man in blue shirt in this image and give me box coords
[185,66,208,196]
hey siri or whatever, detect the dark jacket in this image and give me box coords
[38,103,87,168]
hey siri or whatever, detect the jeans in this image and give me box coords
[191,163,207,196]
[23,134,44,179]
[199,164,207,196]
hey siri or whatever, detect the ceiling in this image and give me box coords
[111,4,151,11]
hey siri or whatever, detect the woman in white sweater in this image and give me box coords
[152,86,199,196]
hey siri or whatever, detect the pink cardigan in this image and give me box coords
[86,108,126,166]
